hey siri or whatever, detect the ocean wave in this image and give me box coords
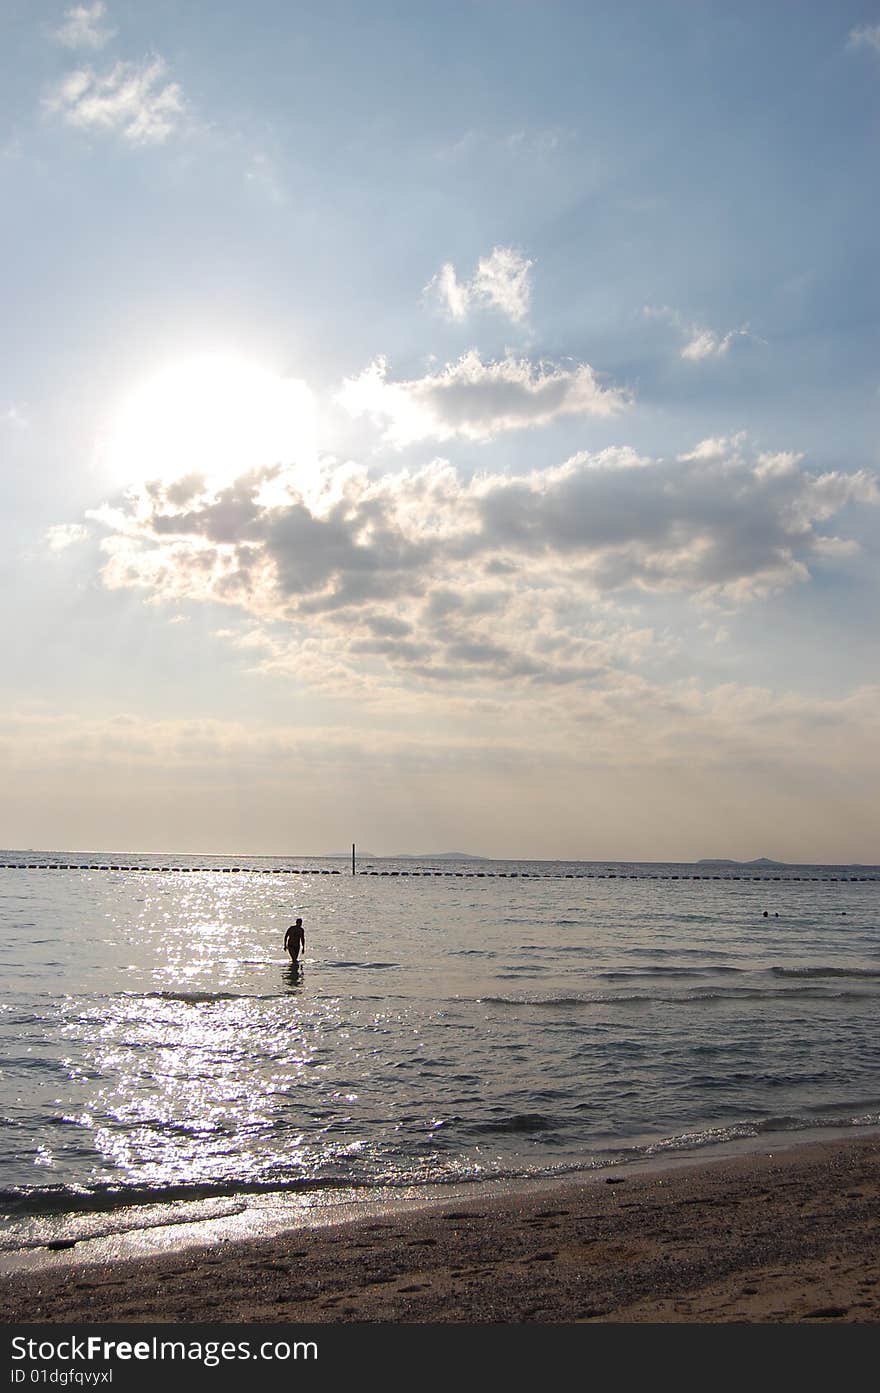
[325,961,399,970]
[4,860,879,1221]
[480,986,878,1007]
[3,1109,879,1230]
[598,965,744,979]
[622,1111,880,1158]
[808,1095,880,1116]
[480,994,602,1007]
[670,987,878,1002]
[770,966,880,979]
[0,1198,252,1252]
[0,1156,549,1225]
[687,1069,836,1088]
[756,1111,880,1135]
[629,946,734,958]
[130,991,282,1004]
[467,1113,558,1136]
[0,1174,384,1221]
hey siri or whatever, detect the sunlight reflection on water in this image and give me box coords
[1,855,878,1227]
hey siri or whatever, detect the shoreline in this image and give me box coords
[2,1131,878,1324]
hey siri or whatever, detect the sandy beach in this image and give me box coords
[1,1134,877,1324]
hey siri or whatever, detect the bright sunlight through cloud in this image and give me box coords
[99,354,316,490]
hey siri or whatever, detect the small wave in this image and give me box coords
[771,966,880,979]
[598,966,744,980]
[633,1123,762,1156]
[618,1111,880,1160]
[0,1198,252,1253]
[481,985,878,1008]
[756,1112,880,1135]
[670,986,879,1002]
[629,947,733,959]
[127,991,286,1004]
[481,994,600,1007]
[325,961,399,970]
[468,1113,557,1136]
[0,1173,387,1220]
[808,1095,880,1116]
[688,1069,835,1088]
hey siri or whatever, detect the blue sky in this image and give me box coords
[2,2,879,858]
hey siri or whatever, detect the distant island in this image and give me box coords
[389,851,484,861]
[696,857,787,868]
[327,851,484,861]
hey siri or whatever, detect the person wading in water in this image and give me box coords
[284,917,305,963]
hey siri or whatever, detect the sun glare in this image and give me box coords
[101,353,316,490]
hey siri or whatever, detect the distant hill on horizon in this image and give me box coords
[329,851,484,861]
[696,857,787,867]
[385,851,484,861]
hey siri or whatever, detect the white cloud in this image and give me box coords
[645,305,754,362]
[70,438,879,703]
[338,350,627,445]
[52,2,116,51]
[44,57,185,145]
[3,403,29,429]
[848,25,880,55]
[244,151,286,204]
[503,127,570,155]
[46,522,88,552]
[680,326,744,361]
[5,679,879,786]
[5,688,879,858]
[438,126,572,163]
[426,262,471,320]
[31,432,880,859]
[424,246,533,323]
[678,433,747,462]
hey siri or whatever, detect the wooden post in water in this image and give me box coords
[351,842,356,875]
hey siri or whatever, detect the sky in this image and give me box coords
[2,1,879,860]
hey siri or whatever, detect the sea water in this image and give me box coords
[1,853,878,1262]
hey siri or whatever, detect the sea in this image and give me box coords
[1,851,878,1270]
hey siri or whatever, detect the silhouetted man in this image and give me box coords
[284,917,305,962]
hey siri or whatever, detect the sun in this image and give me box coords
[101,352,316,491]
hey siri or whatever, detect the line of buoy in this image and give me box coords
[3,863,874,885]
[1,865,875,882]
[0,864,343,874]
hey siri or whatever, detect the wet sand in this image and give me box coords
[1,1135,878,1324]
